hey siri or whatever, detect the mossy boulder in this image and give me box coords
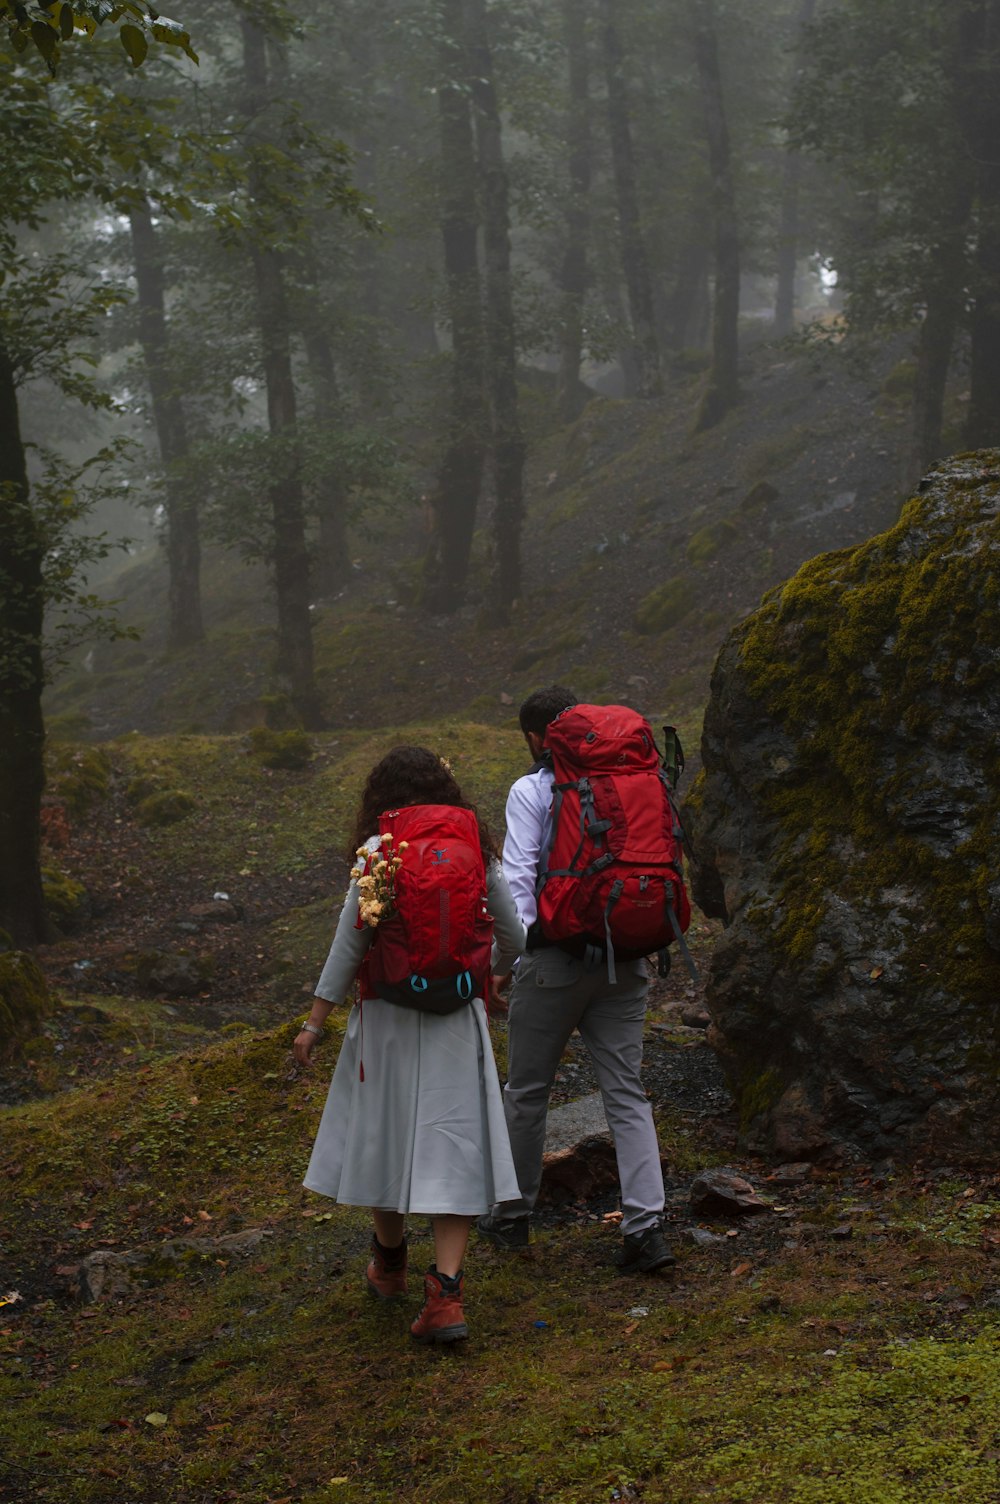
[684,451,1000,1163]
[0,951,53,1062]
[47,745,112,817]
[42,866,91,934]
[687,519,738,566]
[248,727,313,770]
[135,789,198,826]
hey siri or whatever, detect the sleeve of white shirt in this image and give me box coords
[502,770,553,930]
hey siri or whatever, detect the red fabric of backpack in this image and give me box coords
[358,804,493,1013]
[536,704,693,981]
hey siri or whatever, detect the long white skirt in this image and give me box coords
[303,996,520,1216]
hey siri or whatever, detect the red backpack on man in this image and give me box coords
[536,704,695,982]
[358,804,494,1013]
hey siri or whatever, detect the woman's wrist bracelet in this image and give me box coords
[299,1021,324,1038]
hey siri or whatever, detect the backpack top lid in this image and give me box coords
[379,802,483,850]
[544,703,660,774]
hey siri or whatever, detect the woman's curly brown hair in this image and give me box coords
[347,745,496,865]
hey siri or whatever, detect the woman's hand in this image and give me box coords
[490,973,512,1015]
[293,1013,328,1067]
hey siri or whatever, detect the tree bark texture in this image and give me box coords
[242,18,322,728]
[909,161,974,481]
[302,324,350,599]
[0,337,48,948]
[601,0,662,398]
[464,0,526,615]
[960,0,1000,448]
[556,0,593,424]
[773,0,817,339]
[690,0,741,430]
[426,0,488,608]
[129,201,204,651]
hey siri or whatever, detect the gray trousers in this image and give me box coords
[497,949,664,1237]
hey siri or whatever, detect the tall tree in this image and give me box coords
[960,0,1000,448]
[464,0,526,614]
[773,0,816,338]
[129,200,204,649]
[690,0,740,429]
[601,0,662,398]
[555,0,594,423]
[0,7,197,952]
[0,338,47,947]
[424,0,488,605]
[241,16,322,727]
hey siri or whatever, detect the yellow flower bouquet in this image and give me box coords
[351,834,409,928]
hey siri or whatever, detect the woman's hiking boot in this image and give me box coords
[615,1223,676,1274]
[410,1267,468,1345]
[366,1234,408,1299]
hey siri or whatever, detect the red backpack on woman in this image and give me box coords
[358,804,494,1013]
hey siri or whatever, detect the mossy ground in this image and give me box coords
[14,352,992,1499]
[7,725,1000,1503]
[1,1021,998,1504]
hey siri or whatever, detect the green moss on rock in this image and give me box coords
[0,951,53,1062]
[47,745,112,817]
[248,728,313,770]
[687,519,739,566]
[136,789,198,826]
[41,866,90,933]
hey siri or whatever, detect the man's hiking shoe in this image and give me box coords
[410,1267,468,1345]
[366,1235,408,1299]
[615,1224,676,1274]
[476,1212,530,1250]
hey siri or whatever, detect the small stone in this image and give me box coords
[689,1168,771,1219]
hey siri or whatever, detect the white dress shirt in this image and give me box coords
[501,767,555,930]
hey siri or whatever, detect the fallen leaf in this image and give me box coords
[729,1261,753,1279]
[144,1412,169,1427]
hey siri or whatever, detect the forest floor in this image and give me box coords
[4,714,999,1504]
[3,332,998,1502]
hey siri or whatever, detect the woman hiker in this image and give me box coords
[293,745,525,1345]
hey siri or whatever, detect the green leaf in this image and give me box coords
[30,19,58,63]
[58,3,73,39]
[119,21,147,66]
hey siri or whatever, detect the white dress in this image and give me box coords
[302,854,525,1216]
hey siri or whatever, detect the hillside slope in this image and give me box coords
[46,333,916,741]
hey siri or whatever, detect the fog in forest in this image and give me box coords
[4,0,1000,937]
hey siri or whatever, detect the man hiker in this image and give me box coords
[478,685,675,1272]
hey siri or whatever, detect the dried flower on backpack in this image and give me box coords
[352,836,407,928]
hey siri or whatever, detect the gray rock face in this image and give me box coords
[684,452,1000,1163]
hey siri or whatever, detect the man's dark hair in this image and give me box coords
[519,685,578,738]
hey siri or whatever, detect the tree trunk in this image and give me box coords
[773,0,817,339]
[961,0,1000,448]
[909,171,974,481]
[465,0,526,617]
[690,0,741,430]
[666,238,712,351]
[0,338,47,948]
[302,325,350,599]
[555,0,593,424]
[129,200,204,651]
[425,0,488,608]
[242,18,322,728]
[601,0,662,398]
